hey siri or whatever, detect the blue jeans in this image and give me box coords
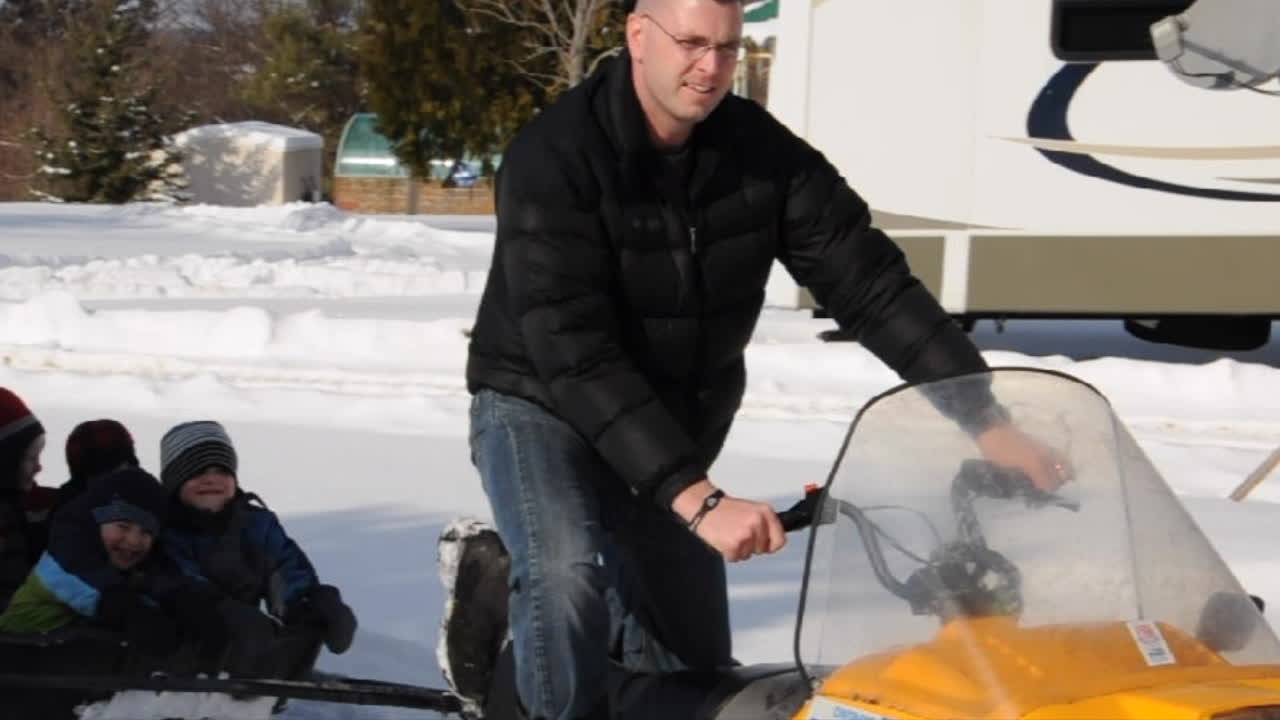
[469,389,731,720]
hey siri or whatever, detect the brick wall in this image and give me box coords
[332,176,494,215]
[415,182,495,214]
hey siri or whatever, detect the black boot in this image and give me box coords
[438,518,512,719]
[482,643,522,720]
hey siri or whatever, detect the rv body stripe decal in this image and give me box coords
[1025,63,1280,202]
[999,136,1280,160]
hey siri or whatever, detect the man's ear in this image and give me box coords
[625,13,647,60]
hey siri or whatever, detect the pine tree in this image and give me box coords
[28,0,190,203]
[357,0,546,179]
[0,0,94,45]
[241,0,364,181]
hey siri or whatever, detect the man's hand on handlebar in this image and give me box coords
[975,422,1072,492]
[671,479,786,562]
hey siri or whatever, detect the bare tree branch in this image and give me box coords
[586,44,623,78]
[457,0,620,93]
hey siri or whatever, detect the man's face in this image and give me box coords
[17,433,44,491]
[628,0,743,139]
[178,466,236,512]
[100,520,153,570]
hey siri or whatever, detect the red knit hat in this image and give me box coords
[66,419,138,484]
[0,387,44,490]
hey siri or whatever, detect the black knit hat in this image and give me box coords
[0,387,44,490]
[66,419,139,484]
[160,421,237,495]
[86,467,167,535]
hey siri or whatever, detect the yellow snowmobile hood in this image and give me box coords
[808,616,1280,720]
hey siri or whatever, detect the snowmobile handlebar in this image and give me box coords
[828,460,1079,619]
[953,459,1079,513]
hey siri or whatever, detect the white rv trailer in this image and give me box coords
[766,0,1280,347]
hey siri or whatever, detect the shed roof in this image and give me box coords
[174,121,323,151]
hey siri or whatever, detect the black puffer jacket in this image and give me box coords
[467,53,990,507]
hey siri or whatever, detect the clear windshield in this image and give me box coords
[797,368,1280,680]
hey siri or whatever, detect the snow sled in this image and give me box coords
[5,368,1280,720]
[0,618,458,718]
[0,617,460,712]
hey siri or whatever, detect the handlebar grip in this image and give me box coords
[777,485,824,533]
[777,507,808,533]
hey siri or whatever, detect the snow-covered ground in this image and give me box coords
[1,201,1278,718]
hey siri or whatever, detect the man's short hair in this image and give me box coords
[626,0,744,13]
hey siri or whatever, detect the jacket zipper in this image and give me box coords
[688,221,705,425]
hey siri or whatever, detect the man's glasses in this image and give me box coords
[641,14,742,62]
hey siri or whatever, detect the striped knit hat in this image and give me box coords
[159,421,238,495]
[0,387,44,490]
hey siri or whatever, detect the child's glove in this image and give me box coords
[93,581,183,655]
[122,604,184,656]
[287,584,357,654]
[95,583,143,628]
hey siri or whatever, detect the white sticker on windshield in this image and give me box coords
[808,697,895,720]
[1127,620,1177,666]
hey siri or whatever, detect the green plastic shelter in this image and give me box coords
[334,113,409,178]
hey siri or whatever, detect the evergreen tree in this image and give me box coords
[0,0,94,45]
[241,0,364,180]
[28,0,190,203]
[357,0,546,179]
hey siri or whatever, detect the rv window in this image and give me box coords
[1051,0,1194,61]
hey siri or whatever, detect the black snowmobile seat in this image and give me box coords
[610,662,814,720]
[484,641,813,720]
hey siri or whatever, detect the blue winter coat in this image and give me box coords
[161,492,318,619]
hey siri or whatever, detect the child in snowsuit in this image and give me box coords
[160,420,357,679]
[0,466,281,717]
[0,467,176,637]
[0,387,54,607]
[1,465,272,649]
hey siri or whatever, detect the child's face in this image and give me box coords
[17,433,44,491]
[179,467,236,512]
[100,520,154,570]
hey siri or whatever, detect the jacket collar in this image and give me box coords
[592,50,731,203]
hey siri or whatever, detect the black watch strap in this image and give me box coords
[687,489,726,531]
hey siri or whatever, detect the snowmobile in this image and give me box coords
[478,368,1280,720]
[5,367,1280,720]
[775,368,1280,720]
